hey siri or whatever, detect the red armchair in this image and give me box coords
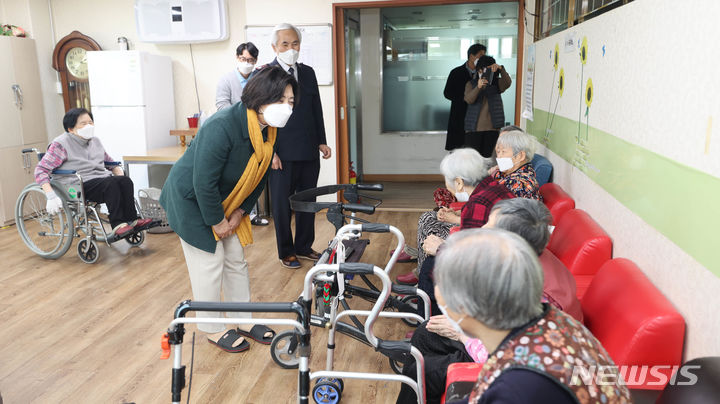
[441,362,483,404]
[547,209,612,298]
[539,183,575,225]
[582,258,685,390]
[538,249,583,322]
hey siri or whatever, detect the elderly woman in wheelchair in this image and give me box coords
[16,108,152,263]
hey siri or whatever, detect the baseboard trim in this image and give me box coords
[362,174,444,183]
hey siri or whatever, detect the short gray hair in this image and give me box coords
[490,198,552,255]
[496,130,535,161]
[439,148,491,188]
[500,125,522,134]
[435,228,544,330]
[271,23,302,46]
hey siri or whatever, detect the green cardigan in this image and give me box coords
[160,103,272,253]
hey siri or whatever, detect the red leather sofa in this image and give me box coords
[539,183,575,225]
[582,258,685,390]
[547,208,612,298]
[538,249,583,322]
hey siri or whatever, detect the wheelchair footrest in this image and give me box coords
[107,220,161,244]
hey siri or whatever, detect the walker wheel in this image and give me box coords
[270,330,300,369]
[125,231,145,246]
[389,357,404,375]
[77,239,99,264]
[317,377,344,392]
[399,295,421,327]
[312,379,342,404]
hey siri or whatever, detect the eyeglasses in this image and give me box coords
[238,57,256,64]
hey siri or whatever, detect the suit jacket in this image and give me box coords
[269,59,327,161]
[443,63,473,150]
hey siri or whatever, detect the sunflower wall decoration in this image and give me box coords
[584,78,593,140]
[577,36,589,143]
[544,44,562,145]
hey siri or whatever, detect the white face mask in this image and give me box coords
[496,157,515,172]
[277,49,299,66]
[261,103,293,128]
[438,304,465,336]
[455,191,469,202]
[76,124,94,140]
[237,61,254,75]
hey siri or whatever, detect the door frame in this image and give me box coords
[331,0,525,185]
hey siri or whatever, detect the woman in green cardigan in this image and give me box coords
[160,66,296,352]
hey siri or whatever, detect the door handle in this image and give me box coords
[12,84,23,110]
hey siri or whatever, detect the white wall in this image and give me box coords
[522,0,720,360]
[8,0,374,189]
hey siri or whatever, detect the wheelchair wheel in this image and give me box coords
[77,239,99,264]
[312,378,342,404]
[125,231,144,246]
[270,330,300,369]
[15,184,73,259]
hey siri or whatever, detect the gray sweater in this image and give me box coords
[215,70,249,110]
[52,132,112,184]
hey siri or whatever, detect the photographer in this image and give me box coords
[463,55,512,158]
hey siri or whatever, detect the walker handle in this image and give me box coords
[342,203,375,214]
[357,183,384,191]
[391,284,418,295]
[338,262,374,275]
[361,223,390,233]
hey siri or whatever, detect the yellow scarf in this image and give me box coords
[212,108,276,245]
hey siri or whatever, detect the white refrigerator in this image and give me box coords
[87,50,176,195]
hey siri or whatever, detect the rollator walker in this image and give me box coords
[163,262,427,404]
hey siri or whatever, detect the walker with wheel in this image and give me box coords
[162,261,427,404]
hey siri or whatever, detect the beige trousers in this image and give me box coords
[180,236,251,333]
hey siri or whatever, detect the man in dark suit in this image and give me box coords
[268,23,332,268]
[443,43,486,150]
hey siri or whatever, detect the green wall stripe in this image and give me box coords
[527,108,720,278]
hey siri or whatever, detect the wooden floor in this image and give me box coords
[372,182,442,212]
[0,210,421,403]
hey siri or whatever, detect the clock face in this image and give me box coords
[65,47,88,79]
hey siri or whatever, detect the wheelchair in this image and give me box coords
[14,148,158,263]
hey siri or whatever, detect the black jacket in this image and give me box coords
[443,63,473,150]
[269,59,327,161]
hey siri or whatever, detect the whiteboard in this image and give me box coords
[245,24,333,85]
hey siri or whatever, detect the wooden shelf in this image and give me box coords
[170,128,198,146]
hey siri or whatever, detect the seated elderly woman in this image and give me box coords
[436,229,631,404]
[407,148,513,277]
[490,129,541,200]
[397,198,581,404]
[34,108,150,237]
[416,148,514,318]
[397,126,523,285]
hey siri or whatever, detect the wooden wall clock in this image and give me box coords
[52,31,101,113]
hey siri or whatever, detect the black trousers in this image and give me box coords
[417,256,441,318]
[268,159,320,259]
[82,176,137,228]
[396,322,474,404]
[464,130,499,158]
